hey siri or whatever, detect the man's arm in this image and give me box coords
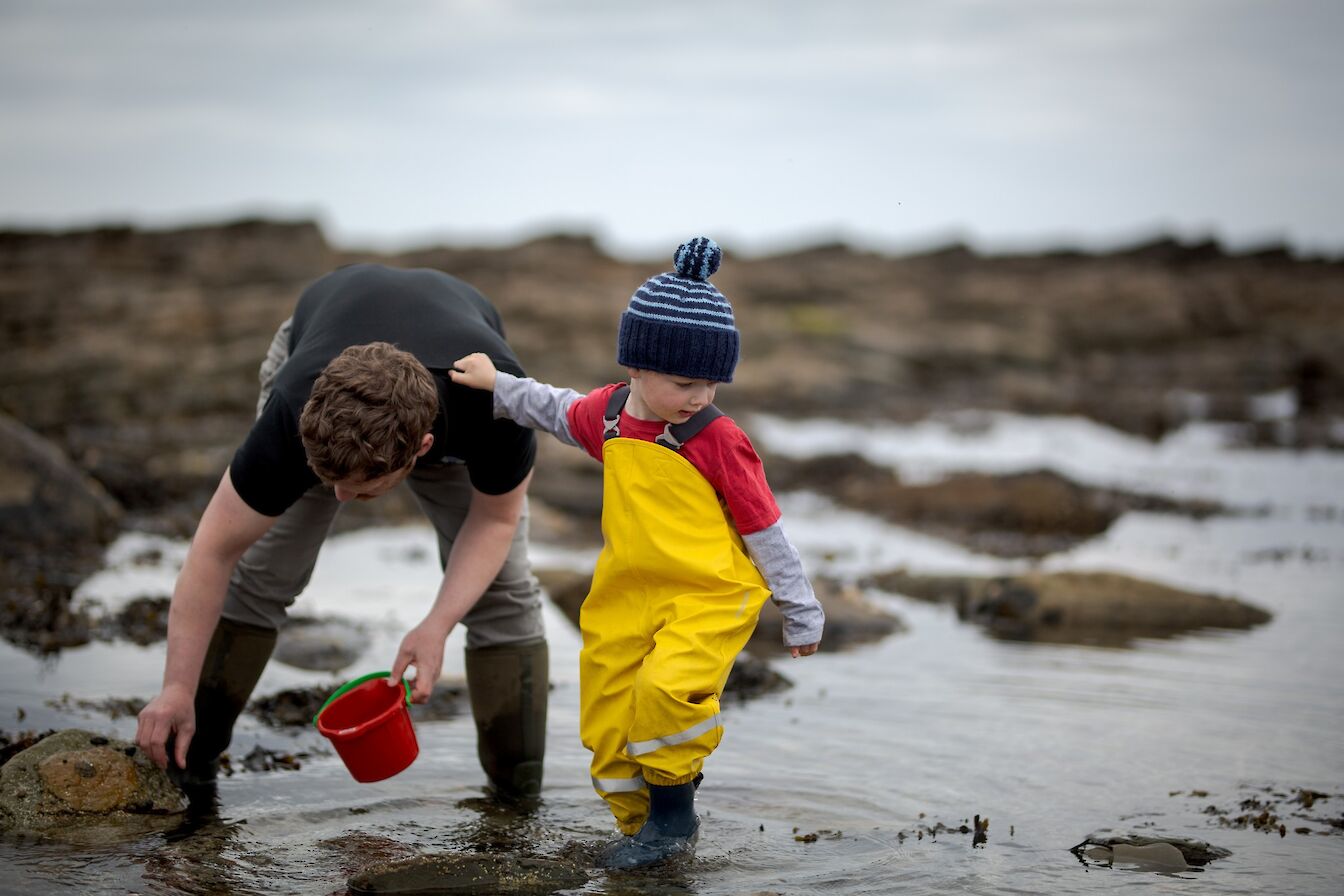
[390,471,531,702]
[136,468,276,769]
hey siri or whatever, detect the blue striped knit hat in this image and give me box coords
[616,237,739,382]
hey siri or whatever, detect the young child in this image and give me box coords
[451,237,823,870]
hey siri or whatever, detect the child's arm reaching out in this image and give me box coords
[742,523,823,658]
[451,352,583,447]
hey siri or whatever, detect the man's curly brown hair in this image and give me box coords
[299,342,439,484]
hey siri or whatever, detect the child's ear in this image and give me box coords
[627,368,643,380]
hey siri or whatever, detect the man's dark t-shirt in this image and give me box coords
[230,264,536,517]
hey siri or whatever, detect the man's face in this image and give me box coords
[324,432,434,502]
[328,464,414,502]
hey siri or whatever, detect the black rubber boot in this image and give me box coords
[599,781,700,870]
[174,617,277,787]
[464,639,549,800]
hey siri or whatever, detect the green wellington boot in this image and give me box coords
[464,639,549,800]
[599,781,700,871]
[175,617,277,787]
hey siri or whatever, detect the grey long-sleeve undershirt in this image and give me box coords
[492,370,582,446]
[492,371,824,647]
[742,525,824,647]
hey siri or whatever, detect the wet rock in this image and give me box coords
[347,851,588,895]
[1075,840,1189,871]
[37,747,142,812]
[749,576,904,655]
[407,680,470,723]
[16,593,173,652]
[0,412,123,552]
[104,595,171,646]
[320,832,420,878]
[1071,834,1230,868]
[766,457,1223,558]
[0,412,124,652]
[237,745,307,773]
[249,677,468,728]
[869,570,1271,645]
[271,615,368,672]
[248,683,335,728]
[724,653,792,702]
[534,568,590,629]
[0,729,185,830]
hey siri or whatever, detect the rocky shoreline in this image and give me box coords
[4,218,1338,654]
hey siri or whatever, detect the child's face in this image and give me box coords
[629,369,718,424]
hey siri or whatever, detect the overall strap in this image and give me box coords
[602,385,630,441]
[656,405,723,450]
[602,384,723,452]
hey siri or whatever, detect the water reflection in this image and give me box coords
[333,792,711,895]
[142,782,256,896]
[453,793,547,851]
[342,795,592,894]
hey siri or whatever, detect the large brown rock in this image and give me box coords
[347,852,588,896]
[0,412,122,553]
[0,729,186,831]
[765,454,1222,558]
[869,569,1271,645]
[748,576,904,655]
[1,413,124,650]
[38,747,142,812]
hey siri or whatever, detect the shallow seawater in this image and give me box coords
[2,413,1342,895]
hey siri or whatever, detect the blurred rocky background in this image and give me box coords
[2,218,1341,649]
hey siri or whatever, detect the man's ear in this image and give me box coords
[416,433,434,457]
[626,367,643,380]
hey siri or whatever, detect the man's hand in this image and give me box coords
[390,619,453,704]
[392,475,530,703]
[789,642,820,658]
[135,469,276,771]
[449,353,498,391]
[136,684,196,770]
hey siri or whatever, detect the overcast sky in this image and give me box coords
[2,0,1340,258]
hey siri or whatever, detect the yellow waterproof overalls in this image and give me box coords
[579,386,772,833]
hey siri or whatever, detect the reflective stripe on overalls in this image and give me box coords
[579,386,771,834]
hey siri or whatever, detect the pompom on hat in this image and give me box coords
[616,237,740,382]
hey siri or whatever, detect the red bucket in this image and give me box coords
[314,671,419,782]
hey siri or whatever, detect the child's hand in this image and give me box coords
[450,352,498,391]
[790,642,819,658]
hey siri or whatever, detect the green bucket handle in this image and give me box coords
[312,671,412,728]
